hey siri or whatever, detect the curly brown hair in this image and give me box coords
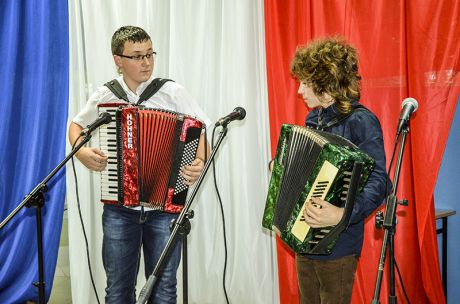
[290,37,361,114]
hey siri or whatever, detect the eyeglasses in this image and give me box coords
[116,51,156,61]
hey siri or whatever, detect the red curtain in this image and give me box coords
[264,1,460,303]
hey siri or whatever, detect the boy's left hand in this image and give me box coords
[303,197,344,228]
[180,158,205,185]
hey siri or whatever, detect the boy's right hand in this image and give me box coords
[75,147,108,172]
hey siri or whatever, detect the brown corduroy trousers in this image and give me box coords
[295,254,359,304]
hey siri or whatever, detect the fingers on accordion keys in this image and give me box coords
[309,198,318,208]
[312,202,321,209]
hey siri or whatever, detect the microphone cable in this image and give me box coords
[395,257,410,304]
[211,125,230,304]
[71,136,101,304]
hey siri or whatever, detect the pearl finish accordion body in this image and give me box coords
[98,104,203,213]
[262,124,375,255]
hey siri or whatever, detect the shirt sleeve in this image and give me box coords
[72,88,104,128]
[348,111,391,224]
[168,83,212,128]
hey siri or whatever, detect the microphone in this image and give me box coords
[215,107,246,127]
[397,97,419,135]
[80,112,112,136]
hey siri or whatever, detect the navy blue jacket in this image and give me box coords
[304,102,390,260]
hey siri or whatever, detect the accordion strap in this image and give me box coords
[137,78,173,105]
[318,104,368,130]
[104,78,173,105]
[104,79,129,102]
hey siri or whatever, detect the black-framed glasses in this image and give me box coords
[116,51,156,61]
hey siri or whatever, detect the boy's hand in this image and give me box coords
[180,158,205,185]
[75,147,108,172]
[303,197,344,228]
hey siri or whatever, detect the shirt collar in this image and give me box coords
[116,75,155,101]
[317,102,340,127]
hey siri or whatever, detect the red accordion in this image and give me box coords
[98,104,203,213]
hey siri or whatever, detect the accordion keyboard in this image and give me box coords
[99,106,120,204]
[291,160,338,241]
[307,170,352,245]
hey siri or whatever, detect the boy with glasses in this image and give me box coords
[68,25,210,304]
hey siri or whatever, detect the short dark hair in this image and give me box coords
[111,26,151,55]
[290,37,361,114]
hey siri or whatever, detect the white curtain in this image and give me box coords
[66,1,278,303]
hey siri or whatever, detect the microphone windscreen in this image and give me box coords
[234,106,246,120]
[402,97,419,112]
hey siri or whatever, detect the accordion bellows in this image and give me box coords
[98,104,203,213]
[263,124,375,255]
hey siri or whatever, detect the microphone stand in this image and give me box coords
[0,133,94,304]
[137,125,229,304]
[371,124,410,304]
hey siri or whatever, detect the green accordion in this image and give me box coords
[262,125,375,255]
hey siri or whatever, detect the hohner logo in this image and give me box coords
[126,113,134,149]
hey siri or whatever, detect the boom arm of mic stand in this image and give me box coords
[371,129,409,304]
[0,133,92,304]
[0,134,93,229]
[137,126,228,304]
